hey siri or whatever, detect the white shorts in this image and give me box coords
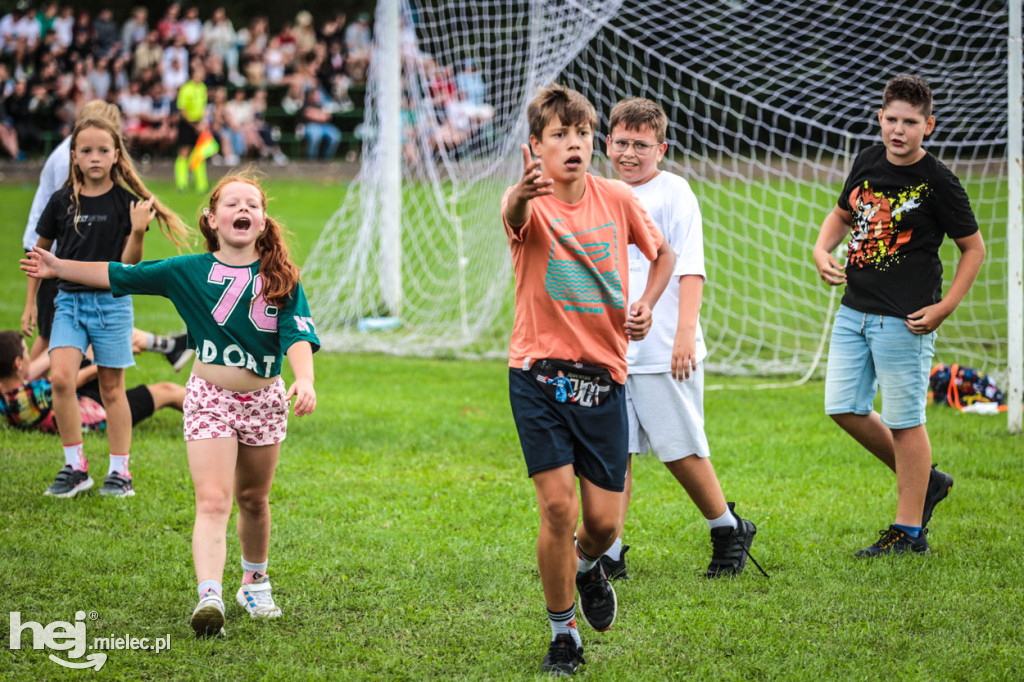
[625,365,710,462]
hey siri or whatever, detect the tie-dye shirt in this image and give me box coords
[837,145,979,318]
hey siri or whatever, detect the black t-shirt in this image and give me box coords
[36,185,136,292]
[837,144,979,318]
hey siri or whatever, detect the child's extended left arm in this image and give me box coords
[905,231,986,335]
[626,240,676,340]
[285,341,316,416]
[121,196,156,265]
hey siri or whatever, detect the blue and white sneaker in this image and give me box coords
[236,578,281,618]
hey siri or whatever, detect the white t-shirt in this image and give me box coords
[625,170,708,373]
[23,136,70,251]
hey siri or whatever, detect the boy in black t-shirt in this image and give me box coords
[812,75,986,557]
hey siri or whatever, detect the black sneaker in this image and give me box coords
[44,465,94,498]
[706,502,764,578]
[599,544,630,581]
[575,562,616,632]
[921,465,953,529]
[99,472,135,497]
[541,633,584,677]
[166,334,194,372]
[855,524,929,557]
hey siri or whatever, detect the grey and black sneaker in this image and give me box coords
[166,334,194,372]
[599,544,630,581]
[921,465,953,529]
[99,472,135,497]
[541,633,585,677]
[707,502,767,578]
[575,562,616,632]
[855,524,929,557]
[44,465,93,498]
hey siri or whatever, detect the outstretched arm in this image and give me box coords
[285,340,316,416]
[503,143,554,230]
[21,247,111,289]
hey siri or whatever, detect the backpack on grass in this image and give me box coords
[928,363,1005,411]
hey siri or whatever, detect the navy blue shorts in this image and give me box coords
[508,367,628,492]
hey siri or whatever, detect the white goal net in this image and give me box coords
[304,0,1014,379]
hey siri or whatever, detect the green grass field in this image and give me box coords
[0,178,1021,680]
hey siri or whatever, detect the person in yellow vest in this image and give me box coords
[176,62,209,192]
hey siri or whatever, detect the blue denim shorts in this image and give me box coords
[50,289,135,369]
[824,305,935,429]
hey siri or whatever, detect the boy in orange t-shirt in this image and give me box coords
[501,84,674,676]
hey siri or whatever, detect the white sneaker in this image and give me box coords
[236,579,282,618]
[190,595,225,637]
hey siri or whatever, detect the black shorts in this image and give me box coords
[177,119,199,149]
[77,380,156,426]
[36,277,58,340]
[508,367,627,492]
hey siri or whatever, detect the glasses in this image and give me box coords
[608,138,660,156]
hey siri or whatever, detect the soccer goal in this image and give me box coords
[303,0,1021,427]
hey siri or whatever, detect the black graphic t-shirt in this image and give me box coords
[836,144,979,318]
[36,185,136,292]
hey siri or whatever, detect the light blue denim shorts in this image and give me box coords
[824,304,935,429]
[50,289,135,369]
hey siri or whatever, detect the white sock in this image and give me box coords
[575,541,598,573]
[108,454,130,476]
[197,580,222,600]
[707,507,738,530]
[604,538,623,561]
[63,443,85,470]
[146,333,174,354]
[548,605,582,648]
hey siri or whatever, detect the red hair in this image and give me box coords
[197,170,300,308]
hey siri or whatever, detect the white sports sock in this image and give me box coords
[63,443,85,470]
[575,540,598,573]
[146,333,174,354]
[604,538,623,561]
[108,454,130,476]
[197,580,222,599]
[707,507,738,530]
[548,605,582,648]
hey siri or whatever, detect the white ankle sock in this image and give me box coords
[63,443,85,470]
[707,507,738,530]
[604,538,623,561]
[108,454,130,476]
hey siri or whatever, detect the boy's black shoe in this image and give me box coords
[166,334,194,372]
[575,562,617,631]
[921,465,953,529]
[706,502,761,578]
[599,544,630,581]
[855,525,929,557]
[541,634,585,677]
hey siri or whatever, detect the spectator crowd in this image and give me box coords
[0,3,375,162]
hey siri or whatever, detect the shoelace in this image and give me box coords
[872,527,904,550]
[548,636,585,667]
[710,529,770,578]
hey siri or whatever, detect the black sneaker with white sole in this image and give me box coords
[706,502,768,578]
[99,472,135,497]
[575,562,616,632]
[541,633,584,677]
[44,465,93,498]
[166,334,194,372]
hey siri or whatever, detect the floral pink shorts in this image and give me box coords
[183,375,288,445]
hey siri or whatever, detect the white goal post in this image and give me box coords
[303,0,1022,432]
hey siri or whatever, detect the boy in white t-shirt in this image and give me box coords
[602,98,764,579]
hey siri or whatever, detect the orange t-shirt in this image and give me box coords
[502,173,664,384]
